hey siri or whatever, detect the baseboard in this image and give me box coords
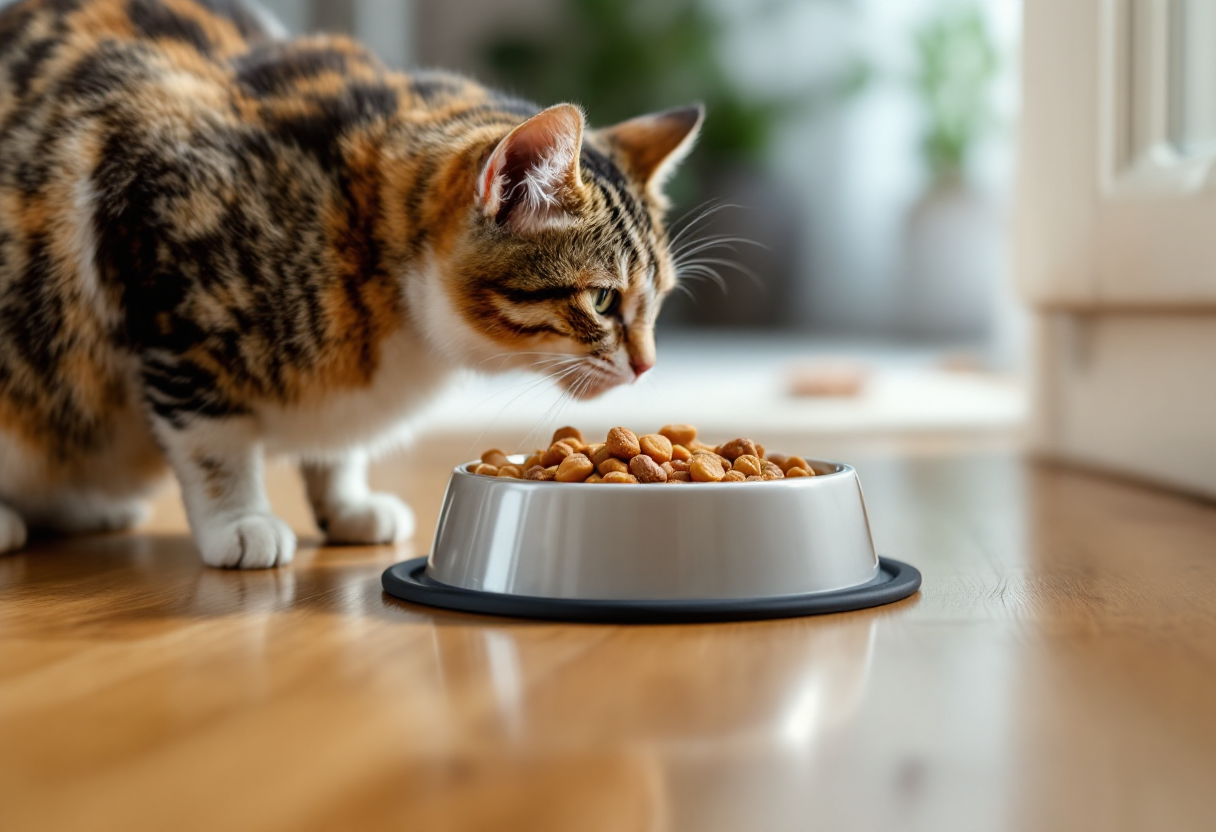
[1033,312,1216,499]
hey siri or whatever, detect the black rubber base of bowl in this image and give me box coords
[381,556,921,624]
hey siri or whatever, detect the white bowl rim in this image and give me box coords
[453,455,853,487]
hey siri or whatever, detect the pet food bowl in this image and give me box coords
[382,457,920,623]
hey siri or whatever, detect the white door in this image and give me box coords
[1019,0,1216,496]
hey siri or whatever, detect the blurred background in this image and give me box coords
[261,0,1027,447]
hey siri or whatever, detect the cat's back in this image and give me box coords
[0,0,279,473]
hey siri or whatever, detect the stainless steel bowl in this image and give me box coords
[425,457,879,602]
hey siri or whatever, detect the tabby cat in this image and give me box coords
[0,0,702,568]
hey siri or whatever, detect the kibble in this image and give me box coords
[606,426,641,460]
[638,433,674,464]
[659,424,697,447]
[552,426,584,445]
[542,441,576,468]
[556,453,595,483]
[718,438,758,461]
[761,461,785,480]
[783,456,811,474]
[481,449,509,468]
[630,454,668,484]
[732,454,763,478]
[690,455,725,483]
[470,428,822,486]
[598,457,629,477]
[526,465,556,481]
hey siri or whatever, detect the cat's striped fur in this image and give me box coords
[0,0,702,566]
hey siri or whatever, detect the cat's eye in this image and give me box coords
[593,288,620,315]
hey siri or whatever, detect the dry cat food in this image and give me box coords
[469,426,820,484]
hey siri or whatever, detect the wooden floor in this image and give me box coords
[3,435,1216,832]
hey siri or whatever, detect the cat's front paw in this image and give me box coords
[197,512,296,569]
[0,505,28,555]
[321,493,415,545]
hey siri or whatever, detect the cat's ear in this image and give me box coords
[478,103,587,235]
[596,104,705,195]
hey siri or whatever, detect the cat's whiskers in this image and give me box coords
[518,365,593,453]
[677,265,729,294]
[678,256,765,292]
[670,227,768,299]
[671,234,767,261]
[465,357,585,410]
[667,200,745,251]
[463,362,588,459]
[472,351,582,371]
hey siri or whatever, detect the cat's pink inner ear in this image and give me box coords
[479,104,586,233]
[598,104,705,192]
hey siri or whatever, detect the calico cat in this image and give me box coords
[0,0,702,568]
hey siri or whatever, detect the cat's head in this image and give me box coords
[429,103,703,399]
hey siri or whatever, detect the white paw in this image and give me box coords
[321,493,415,545]
[0,505,27,555]
[196,512,296,569]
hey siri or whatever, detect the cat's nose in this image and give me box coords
[631,359,654,378]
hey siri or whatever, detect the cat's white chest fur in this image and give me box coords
[258,325,455,458]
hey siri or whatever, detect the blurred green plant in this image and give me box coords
[483,0,867,173]
[911,4,999,185]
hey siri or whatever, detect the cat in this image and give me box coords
[0,0,702,568]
